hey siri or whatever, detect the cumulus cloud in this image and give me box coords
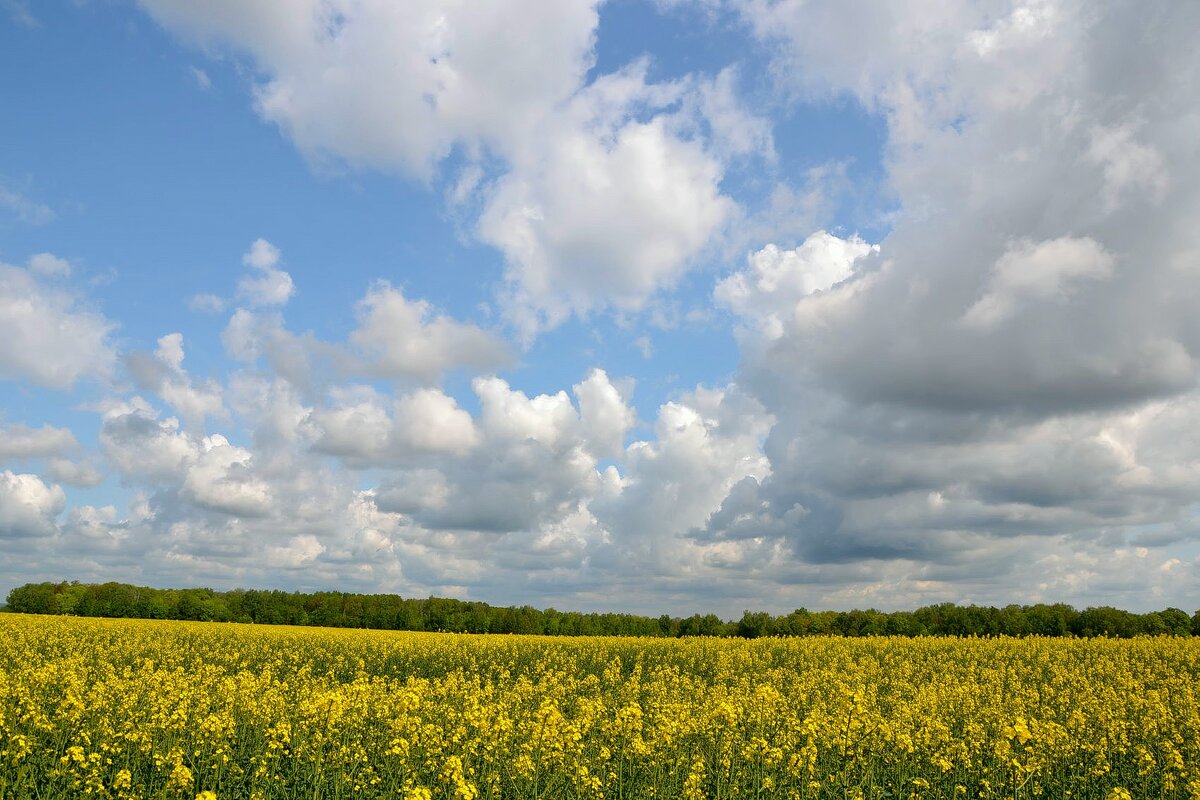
[188,293,227,313]
[0,423,78,461]
[311,385,478,465]
[138,0,601,176]
[237,238,294,307]
[726,0,1200,416]
[715,230,877,339]
[960,236,1116,329]
[349,283,511,380]
[100,401,196,480]
[673,0,1200,609]
[27,252,71,277]
[126,333,226,433]
[182,434,273,517]
[0,471,65,539]
[299,366,772,596]
[137,1,752,334]
[592,384,773,564]
[0,259,116,389]
[574,369,636,459]
[480,65,736,332]
[45,458,106,488]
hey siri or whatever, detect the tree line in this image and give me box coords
[5,580,1199,638]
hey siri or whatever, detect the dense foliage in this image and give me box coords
[1,615,1198,799]
[5,580,1199,638]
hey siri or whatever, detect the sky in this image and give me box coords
[1,0,1198,616]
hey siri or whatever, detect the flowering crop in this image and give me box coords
[1,614,1197,799]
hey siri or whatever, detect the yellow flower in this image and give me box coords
[168,761,194,791]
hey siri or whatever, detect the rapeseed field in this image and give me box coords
[0,615,1196,799]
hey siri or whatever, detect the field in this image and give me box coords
[0,615,1197,799]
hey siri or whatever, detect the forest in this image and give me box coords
[5,580,1198,638]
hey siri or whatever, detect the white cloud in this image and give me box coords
[394,389,479,455]
[182,434,273,517]
[374,469,450,515]
[237,238,294,307]
[126,333,226,433]
[311,386,478,466]
[45,458,106,488]
[0,182,53,225]
[0,471,64,538]
[0,423,78,460]
[0,261,116,389]
[961,236,1116,329]
[221,309,274,363]
[481,66,735,334]
[188,293,227,313]
[267,534,325,569]
[100,400,275,519]
[100,402,195,480]
[696,66,775,160]
[350,283,511,380]
[715,230,877,339]
[156,332,186,371]
[137,0,601,177]
[591,384,774,568]
[573,369,635,459]
[27,252,71,277]
[682,0,1200,611]
[309,387,393,464]
[474,377,578,449]
[138,2,752,334]
[1086,122,1168,212]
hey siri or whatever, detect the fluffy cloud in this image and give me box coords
[725,0,1198,419]
[182,434,273,517]
[311,385,478,465]
[126,333,226,433]
[677,0,1200,609]
[574,369,636,459]
[480,65,736,332]
[592,384,773,567]
[138,1,751,333]
[715,231,877,339]
[99,404,272,520]
[100,401,197,479]
[45,458,106,488]
[137,0,601,176]
[237,238,295,307]
[0,423,78,460]
[28,252,71,277]
[960,237,1116,329]
[349,283,511,380]
[0,471,65,539]
[0,260,116,389]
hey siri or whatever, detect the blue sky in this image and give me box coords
[1,0,1197,615]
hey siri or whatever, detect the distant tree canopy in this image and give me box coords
[5,581,1199,639]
